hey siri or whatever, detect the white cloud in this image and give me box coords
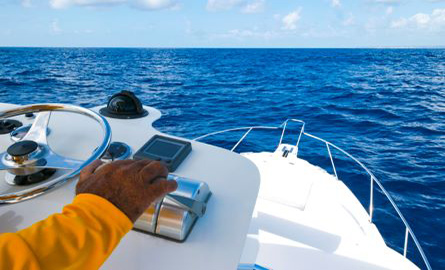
[51,19,61,34]
[386,6,393,15]
[282,8,302,30]
[132,0,178,10]
[412,13,431,26]
[433,8,445,19]
[331,0,340,8]
[206,0,242,11]
[217,28,277,40]
[49,0,68,9]
[241,0,264,14]
[49,0,177,10]
[391,8,445,30]
[50,0,124,9]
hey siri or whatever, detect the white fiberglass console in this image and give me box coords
[0,101,260,270]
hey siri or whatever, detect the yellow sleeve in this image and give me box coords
[0,194,133,270]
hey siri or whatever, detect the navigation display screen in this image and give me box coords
[134,135,192,172]
[145,140,182,158]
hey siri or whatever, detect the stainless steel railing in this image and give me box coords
[193,119,432,270]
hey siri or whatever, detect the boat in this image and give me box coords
[0,91,431,269]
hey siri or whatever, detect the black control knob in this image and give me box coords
[7,140,38,157]
[100,142,132,162]
[0,119,23,134]
[101,142,131,161]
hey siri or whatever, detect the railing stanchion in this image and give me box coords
[326,143,338,180]
[278,120,288,146]
[369,176,374,223]
[404,227,409,257]
[295,123,305,150]
[231,128,252,152]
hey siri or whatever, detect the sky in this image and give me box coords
[0,0,444,47]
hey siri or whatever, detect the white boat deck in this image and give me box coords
[239,150,419,270]
[0,103,429,270]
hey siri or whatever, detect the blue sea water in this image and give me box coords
[0,48,444,269]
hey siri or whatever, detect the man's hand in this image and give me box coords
[76,159,178,223]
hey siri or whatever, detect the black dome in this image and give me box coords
[99,91,148,119]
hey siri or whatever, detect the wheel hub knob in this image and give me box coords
[7,140,39,163]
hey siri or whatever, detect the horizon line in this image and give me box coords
[1,45,445,49]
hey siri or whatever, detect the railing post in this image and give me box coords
[278,121,288,146]
[326,143,338,179]
[231,128,253,152]
[295,123,305,153]
[404,227,409,257]
[369,176,374,223]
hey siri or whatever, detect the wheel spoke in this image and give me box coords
[43,151,84,170]
[22,111,51,144]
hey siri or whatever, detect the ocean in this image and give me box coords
[0,48,444,269]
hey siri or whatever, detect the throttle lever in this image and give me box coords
[166,194,207,217]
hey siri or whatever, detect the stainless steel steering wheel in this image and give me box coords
[0,104,112,204]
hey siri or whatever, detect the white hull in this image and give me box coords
[240,150,418,269]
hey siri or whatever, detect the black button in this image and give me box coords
[7,140,38,156]
[0,119,23,134]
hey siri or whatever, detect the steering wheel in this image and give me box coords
[0,104,111,204]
